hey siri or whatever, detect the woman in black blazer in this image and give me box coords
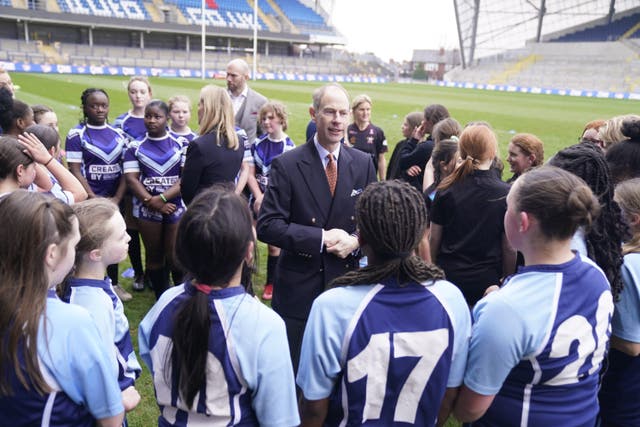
[181,85,245,205]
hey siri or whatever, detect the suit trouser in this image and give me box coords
[280,315,307,377]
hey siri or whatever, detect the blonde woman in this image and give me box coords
[181,85,244,205]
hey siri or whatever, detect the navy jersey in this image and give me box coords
[298,278,471,426]
[114,112,146,142]
[465,254,613,427]
[66,123,127,197]
[63,277,142,391]
[0,290,123,426]
[244,133,295,192]
[138,283,299,426]
[347,123,387,171]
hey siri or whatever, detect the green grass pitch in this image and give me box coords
[11,72,637,426]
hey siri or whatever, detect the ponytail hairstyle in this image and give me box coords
[170,186,254,408]
[0,191,76,395]
[431,117,462,145]
[197,85,239,150]
[0,137,34,183]
[606,115,640,184]
[514,166,600,240]
[438,124,498,191]
[548,143,626,299]
[598,114,635,149]
[331,180,444,288]
[425,138,459,195]
[25,124,59,152]
[80,87,109,125]
[614,178,640,255]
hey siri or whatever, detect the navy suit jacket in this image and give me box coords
[257,140,377,320]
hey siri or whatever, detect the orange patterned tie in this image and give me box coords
[326,153,337,196]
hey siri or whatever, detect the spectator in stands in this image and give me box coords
[399,104,450,192]
[181,85,244,205]
[168,95,197,143]
[429,124,516,306]
[114,76,152,294]
[0,67,14,97]
[386,111,423,180]
[0,87,34,137]
[606,115,640,184]
[226,58,267,144]
[548,142,625,302]
[505,133,544,183]
[347,94,388,180]
[422,117,462,191]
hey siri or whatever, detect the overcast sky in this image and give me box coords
[329,1,459,62]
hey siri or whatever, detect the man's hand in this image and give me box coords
[324,228,358,259]
[121,386,141,412]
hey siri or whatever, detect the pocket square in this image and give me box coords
[350,188,363,197]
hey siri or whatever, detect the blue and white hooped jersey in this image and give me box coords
[0,290,124,426]
[138,283,300,427]
[114,112,146,142]
[297,278,471,426]
[245,133,295,192]
[66,123,127,197]
[63,277,142,391]
[465,253,613,427]
[123,133,186,199]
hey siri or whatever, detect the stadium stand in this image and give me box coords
[550,12,640,42]
[57,0,150,20]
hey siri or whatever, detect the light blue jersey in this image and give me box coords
[297,278,471,426]
[0,290,123,426]
[599,252,640,427]
[139,283,299,427]
[63,277,142,390]
[465,254,613,427]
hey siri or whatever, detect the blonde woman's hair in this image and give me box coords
[351,94,372,111]
[615,177,640,255]
[259,101,288,132]
[599,115,640,148]
[198,85,239,150]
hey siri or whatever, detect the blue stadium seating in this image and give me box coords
[165,0,266,29]
[57,0,150,20]
[0,0,11,6]
[276,0,325,28]
[551,12,640,42]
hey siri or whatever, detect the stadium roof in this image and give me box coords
[454,0,640,67]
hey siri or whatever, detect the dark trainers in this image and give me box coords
[132,274,145,292]
[262,283,273,301]
[114,284,133,302]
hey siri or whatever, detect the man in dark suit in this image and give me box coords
[257,83,377,371]
[226,58,267,143]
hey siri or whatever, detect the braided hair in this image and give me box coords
[548,142,626,299]
[331,180,444,288]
